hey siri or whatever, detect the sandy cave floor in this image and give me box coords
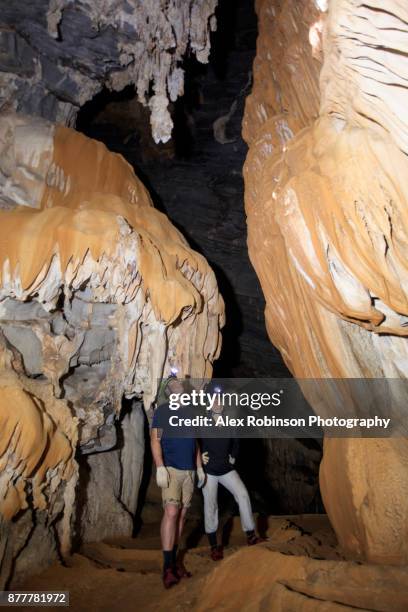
[15,514,408,611]
[15,515,343,611]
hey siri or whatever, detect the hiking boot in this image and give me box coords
[247,534,266,546]
[210,545,224,561]
[175,563,192,579]
[163,567,180,589]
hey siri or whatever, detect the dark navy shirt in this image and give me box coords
[200,438,240,476]
[152,402,196,470]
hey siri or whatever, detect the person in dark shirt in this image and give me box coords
[200,385,264,561]
[201,436,240,477]
[151,375,205,588]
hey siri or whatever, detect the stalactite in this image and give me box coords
[0,0,218,142]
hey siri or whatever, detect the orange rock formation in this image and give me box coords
[243,0,408,563]
[0,113,224,529]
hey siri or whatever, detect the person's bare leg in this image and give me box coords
[161,503,180,551]
[173,506,191,577]
[176,506,188,544]
[161,503,181,587]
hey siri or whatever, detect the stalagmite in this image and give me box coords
[243,0,408,563]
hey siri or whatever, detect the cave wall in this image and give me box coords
[243,0,408,563]
[0,355,78,588]
[0,112,224,585]
[77,402,145,544]
[0,0,218,142]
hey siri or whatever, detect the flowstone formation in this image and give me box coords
[243,0,408,563]
[0,112,224,585]
[0,0,218,142]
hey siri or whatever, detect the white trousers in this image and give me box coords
[202,470,255,533]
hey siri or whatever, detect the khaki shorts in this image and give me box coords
[162,467,195,508]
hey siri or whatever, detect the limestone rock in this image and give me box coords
[78,450,133,544]
[196,545,408,612]
[320,438,408,565]
[0,0,218,142]
[120,404,146,517]
[77,403,146,543]
[0,112,224,583]
[243,0,408,562]
[0,343,78,531]
[0,112,224,438]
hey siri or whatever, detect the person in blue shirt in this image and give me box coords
[151,374,205,589]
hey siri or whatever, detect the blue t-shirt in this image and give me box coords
[152,403,196,470]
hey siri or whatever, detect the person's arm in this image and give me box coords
[150,427,169,488]
[196,441,203,469]
[150,427,164,467]
[200,438,210,465]
[229,437,240,464]
[196,440,206,488]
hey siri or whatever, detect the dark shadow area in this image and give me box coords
[184,519,206,550]
[210,262,243,376]
[172,73,199,159]
[76,85,136,134]
[71,451,91,551]
[132,411,153,537]
[157,215,244,377]
[211,0,240,79]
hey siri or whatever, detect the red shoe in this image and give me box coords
[163,567,180,589]
[210,546,224,561]
[176,563,192,579]
[247,534,266,546]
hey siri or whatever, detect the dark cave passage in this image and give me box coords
[77,0,289,379]
[76,0,322,521]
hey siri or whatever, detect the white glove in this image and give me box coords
[197,467,206,488]
[229,454,236,465]
[156,466,170,488]
[202,451,209,465]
